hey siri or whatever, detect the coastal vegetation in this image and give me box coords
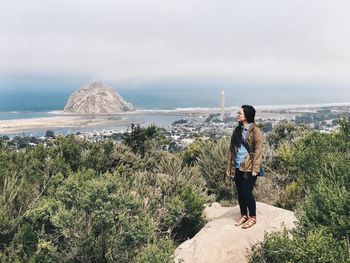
[249,117,350,262]
[0,129,206,262]
[1,117,350,262]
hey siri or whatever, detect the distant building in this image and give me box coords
[220,90,225,121]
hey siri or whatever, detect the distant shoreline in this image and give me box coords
[1,101,350,115]
[1,102,350,135]
[54,101,350,114]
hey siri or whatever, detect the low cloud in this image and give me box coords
[1,0,350,86]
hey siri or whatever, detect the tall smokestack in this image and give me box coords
[220,90,225,121]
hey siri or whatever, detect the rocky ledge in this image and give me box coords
[174,202,296,263]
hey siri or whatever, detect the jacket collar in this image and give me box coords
[242,123,254,131]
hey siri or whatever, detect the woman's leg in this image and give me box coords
[243,172,257,217]
[234,169,248,216]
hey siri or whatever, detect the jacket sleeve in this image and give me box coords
[252,128,263,173]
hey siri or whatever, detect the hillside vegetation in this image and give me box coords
[0,127,207,262]
[1,118,350,262]
[249,117,350,262]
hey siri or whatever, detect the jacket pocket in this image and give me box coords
[240,154,253,171]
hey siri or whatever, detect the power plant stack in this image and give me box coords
[220,90,225,121]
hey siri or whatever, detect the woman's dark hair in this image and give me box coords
[230,105,256,149]
[241,105,256,124]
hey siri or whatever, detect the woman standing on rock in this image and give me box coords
[226,105,263,229]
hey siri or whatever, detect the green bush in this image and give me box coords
[299,179,350,240]
[249,228,350,263]
[266,120,309,148]
[195,138,235,200]
[278,181,303,210]
[135,238,175,263]
[131,152,207,242]
[0,135,211,261]
[181,139,204,166]
[249,118,350,262]
[270,128,350,209]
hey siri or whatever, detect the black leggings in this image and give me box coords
[234,169,257,217]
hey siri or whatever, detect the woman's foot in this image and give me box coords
[242,216,256,229]
[234,215,249,226]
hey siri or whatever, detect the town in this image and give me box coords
[2,104,350,151]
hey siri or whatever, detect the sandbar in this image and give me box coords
[0,115,140,134]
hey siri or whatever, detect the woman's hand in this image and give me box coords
[226,170,231,176]
[252,171,258,176]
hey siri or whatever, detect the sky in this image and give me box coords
[1,0,350,90]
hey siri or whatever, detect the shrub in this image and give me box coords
[249,228,350,263]
[298,178,350,240]
[249,120,350,263]
[195,138,235,200]
[135,238,175,263]
[131,152,207,242]
[278,181,303,210]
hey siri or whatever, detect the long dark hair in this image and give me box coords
[230,105,256,149]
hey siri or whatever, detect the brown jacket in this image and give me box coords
[226,123,263,176]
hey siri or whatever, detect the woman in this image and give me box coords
[226,105,263,229]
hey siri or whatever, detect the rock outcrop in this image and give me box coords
[64,82,133,114]
[174,202,296,263]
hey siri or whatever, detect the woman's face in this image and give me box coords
[237,108,246,123]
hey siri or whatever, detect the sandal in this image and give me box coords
[235,215,249,226]
[242,216,256,229]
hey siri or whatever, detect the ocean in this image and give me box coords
[0,83,349,136]
[1,85,349,113]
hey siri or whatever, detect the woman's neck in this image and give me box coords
[242,121,250,129]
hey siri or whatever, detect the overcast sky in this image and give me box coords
[1,0,350,88]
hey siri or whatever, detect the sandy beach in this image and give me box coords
[0,109,219,135]
[0,115,140,134]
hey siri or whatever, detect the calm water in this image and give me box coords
[0,111,52,120]
[1,85,349,113]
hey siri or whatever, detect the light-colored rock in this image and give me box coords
[174,202,296,263]
[203,202,233,220]
[64,82,133,114]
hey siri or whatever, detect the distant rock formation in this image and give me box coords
[174,202,296,263]
[64,82,133,114]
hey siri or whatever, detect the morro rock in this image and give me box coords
[64,82,133,114]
